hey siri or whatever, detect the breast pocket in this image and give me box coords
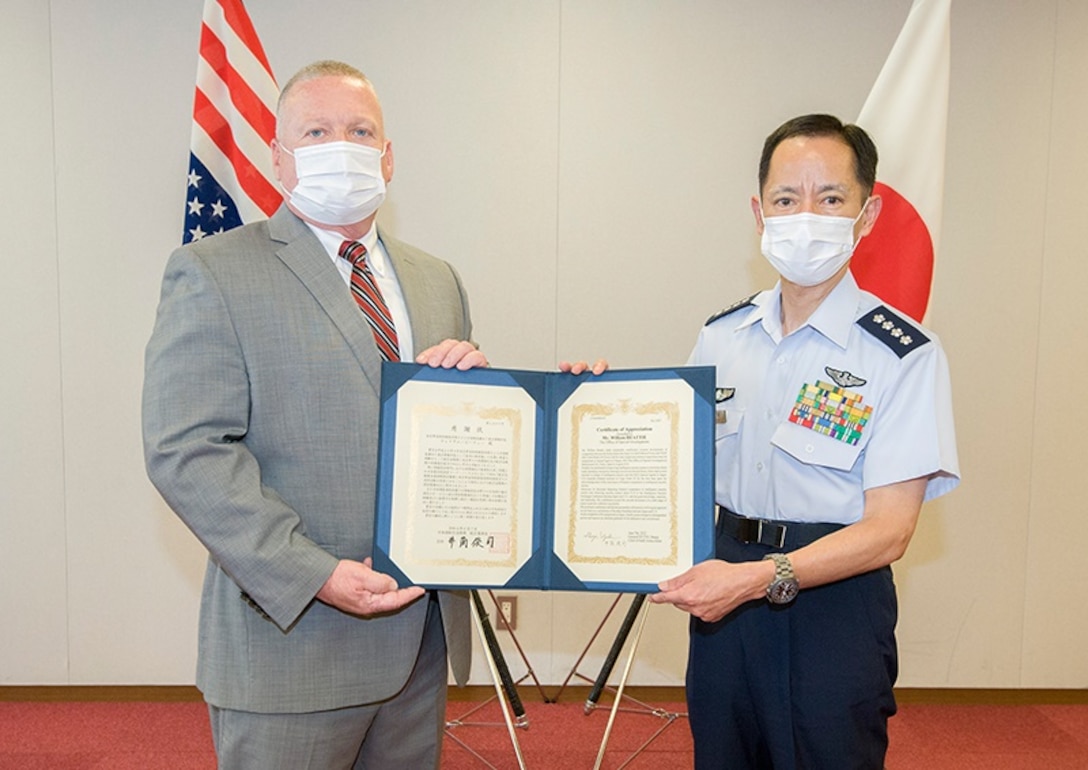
[771,420,862,472]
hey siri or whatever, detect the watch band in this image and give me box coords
[763,552,800,604]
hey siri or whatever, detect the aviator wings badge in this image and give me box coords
[825,366,867,388]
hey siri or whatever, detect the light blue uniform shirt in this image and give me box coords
[688,272,959,525]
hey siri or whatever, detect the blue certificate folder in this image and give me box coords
[372,363,716,592]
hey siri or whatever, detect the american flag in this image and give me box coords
[183,0,281,244]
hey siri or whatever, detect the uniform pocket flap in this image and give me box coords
[771,420,861,472]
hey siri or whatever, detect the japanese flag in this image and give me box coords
[852,0,951,322]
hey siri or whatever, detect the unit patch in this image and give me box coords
[788,380,872,445]
[856,305,929,358]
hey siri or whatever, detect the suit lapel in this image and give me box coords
[269,207,385,397]
[380,227,432,353]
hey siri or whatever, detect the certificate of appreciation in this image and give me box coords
[372,364,715,592]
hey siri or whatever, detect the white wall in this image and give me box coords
[2,0,1086,689]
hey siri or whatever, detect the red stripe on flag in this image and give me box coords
[216,0,275,78]
[199,23,276,144]
[193,88,282,216]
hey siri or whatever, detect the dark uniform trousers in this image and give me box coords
[687,514,899,770]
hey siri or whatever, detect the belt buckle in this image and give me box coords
[757,519,786,548]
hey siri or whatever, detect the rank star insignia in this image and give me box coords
[857,305,930,359]
[825,366,866,388]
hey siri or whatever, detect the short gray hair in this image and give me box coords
[277,60,376,115]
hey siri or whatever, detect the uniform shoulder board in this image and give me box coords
[705,293,758,326]
[856,305,930,358]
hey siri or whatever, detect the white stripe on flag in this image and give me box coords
[195,55,277,188]
[201,0,278,105]
[858,0,950,256]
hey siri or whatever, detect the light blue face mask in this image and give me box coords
[760,199,870,287]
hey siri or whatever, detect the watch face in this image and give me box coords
[768,579,799,604]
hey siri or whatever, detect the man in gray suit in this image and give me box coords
[143,60,488,768]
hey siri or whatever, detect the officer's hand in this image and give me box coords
[316,558,426,617]
[558,359,609,375]
[416,339,488,370]
[651,559,773,623]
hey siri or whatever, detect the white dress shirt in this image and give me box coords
[307,221,415,361]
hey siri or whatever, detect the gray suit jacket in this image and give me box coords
[143,206,472,712]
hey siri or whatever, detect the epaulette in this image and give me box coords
[705,293,758,326]
[856,305,930,358]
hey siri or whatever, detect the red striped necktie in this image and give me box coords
[339,240,400,362]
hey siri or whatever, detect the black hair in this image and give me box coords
[757,114,878,197]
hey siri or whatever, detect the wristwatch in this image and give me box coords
[763,552,800,604]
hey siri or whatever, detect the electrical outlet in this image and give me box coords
[495,595,517,631]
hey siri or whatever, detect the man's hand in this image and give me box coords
[650,558,772,623]
[416,339,488,370]
[558,359,609,375]
[316,557,426,617]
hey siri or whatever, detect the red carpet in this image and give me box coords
[2,697,1087,768]
[443,696,691,769]
[0,701,214,769]
[885,703,1088,769]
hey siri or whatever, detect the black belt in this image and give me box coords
[717,506,844,549]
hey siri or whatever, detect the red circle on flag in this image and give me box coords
[851,181,933,322]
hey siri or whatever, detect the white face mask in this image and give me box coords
[281,141,386,226]
[760,201,869,287]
